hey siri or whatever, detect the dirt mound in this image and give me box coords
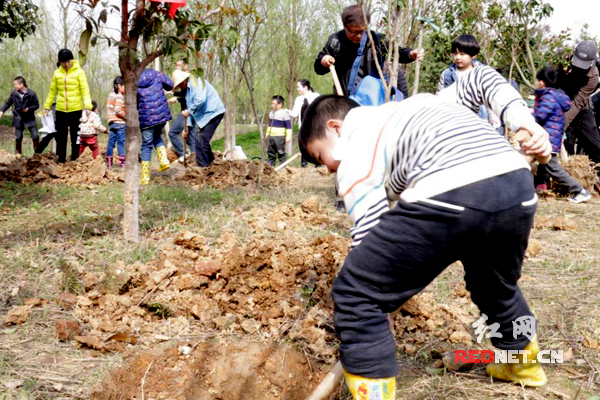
[532,154,598,195]
[74,202,475,361]
[0,152,123,185]
[91,339,317,400]
[75,229,348,359]
[558,155,598,192]
[177,158,288,188]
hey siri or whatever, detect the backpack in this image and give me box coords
[347,32,404,106]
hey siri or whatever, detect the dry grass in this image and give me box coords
[0,160,599,399]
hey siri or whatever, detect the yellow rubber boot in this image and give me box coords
[486,338,547,387]
[156,146,170,172]
[140,161,151,185]
[344,371,396,400]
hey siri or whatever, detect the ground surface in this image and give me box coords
[0,140,599,400]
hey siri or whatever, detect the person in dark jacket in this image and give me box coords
[137,68,174,185]
[533,67,590,203]
[558,40,600,183]
[314,4,423,98]
[0,76,40,154]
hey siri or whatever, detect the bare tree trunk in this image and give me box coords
[60,0,70,49]
[241,59,266,186]
[122,72,141,243]
[223,61,233,155]
[231,90,237,150]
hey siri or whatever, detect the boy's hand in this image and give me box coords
[168,97,178,104]
[321,55,335,68]
[410,49,425,61]
[22,108,28,113]
[181,110,190,118]
[519,121,552,161]
[43,109,49,116]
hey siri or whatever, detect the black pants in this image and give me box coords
[267,136,286,166]
[55,110,82,163]
[535,154,583,194]
[332,169,537,378]
[195,113,224,167]
[36,132,56,154]
[565,110,600,178]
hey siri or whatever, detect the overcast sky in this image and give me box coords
[545,0,600,41]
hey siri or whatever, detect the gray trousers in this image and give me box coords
[535,154,583,194]
[15,125,38,141]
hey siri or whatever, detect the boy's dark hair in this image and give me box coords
[91,100,98,112]
[298,79,313,92]
[451,34,480,57]
[536,67,558,88]
[298,95,359,165]
[13,76,26,87]
[113,76,124,94]
[271,95,284,105]
[342,4,370,27]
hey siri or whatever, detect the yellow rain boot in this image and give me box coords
[140,161,151,185]
[486,338,547,387]
[344,371,396,400]
[156,146,170,172]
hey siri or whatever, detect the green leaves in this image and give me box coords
[0,0,40,43]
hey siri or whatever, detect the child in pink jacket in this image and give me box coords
[78,100,107,159]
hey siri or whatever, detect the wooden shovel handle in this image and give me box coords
[305,360,344,400]
[515,129,552,164]
[329,65,344,96]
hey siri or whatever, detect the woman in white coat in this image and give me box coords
[289,79,320,167]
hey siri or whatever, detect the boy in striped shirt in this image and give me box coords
[266,95,292,166]
[299,66,551,399]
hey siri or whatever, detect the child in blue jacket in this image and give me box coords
[533,67,590,203]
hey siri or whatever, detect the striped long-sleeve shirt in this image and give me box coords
[337,66,535,248]
[106,92,125,124]
[266,109,292,140]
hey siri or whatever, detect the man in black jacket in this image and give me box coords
[0,76,40,154]
[559,41,600,182]
[314,4,424,98]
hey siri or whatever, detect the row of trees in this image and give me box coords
[1,0,593,134]
[0,0,595,241]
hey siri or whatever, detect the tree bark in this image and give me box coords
[121,67,141,243]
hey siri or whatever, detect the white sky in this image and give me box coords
[545,0,600,40]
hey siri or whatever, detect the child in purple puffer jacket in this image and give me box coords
[533,67,590,203]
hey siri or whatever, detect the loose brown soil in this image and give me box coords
[65,197,476,399]
[92,339,318,400]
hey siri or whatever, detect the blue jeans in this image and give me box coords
[141,123,166,161]
[107,123,126,157]
[168,114,195,156]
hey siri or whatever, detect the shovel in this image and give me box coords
[329,64,344,96]
[304,64,348,400]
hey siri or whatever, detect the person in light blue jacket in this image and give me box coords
[172,69,225,167]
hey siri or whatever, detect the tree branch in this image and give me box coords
[361,4,388,97]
